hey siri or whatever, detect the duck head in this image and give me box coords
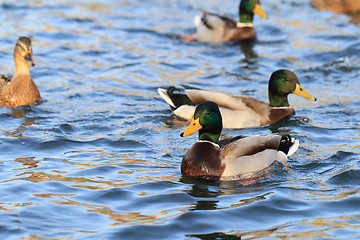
[14,36,35,68]
[239,0,268,24]
[268,69,317,107]
[180,101,222,143]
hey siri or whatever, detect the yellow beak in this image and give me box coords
[293,83,317,101]
[180,117,202,137]
[253,4,268,19]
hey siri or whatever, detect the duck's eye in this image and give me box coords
[16,43,25,51]
[205,111,211,115]
[284,78,289,82]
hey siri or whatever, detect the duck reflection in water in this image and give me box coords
[3,106,39,138]
[187,232,242,240]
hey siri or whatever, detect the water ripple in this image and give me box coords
[0,0,359,239]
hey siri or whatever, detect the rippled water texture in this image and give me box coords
[0,0,359,239]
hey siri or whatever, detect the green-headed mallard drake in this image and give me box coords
[158,69,317,129]
[179,101,299,180]
[183,0,268,43]
[0,36,40,107]
[312,0,360,13]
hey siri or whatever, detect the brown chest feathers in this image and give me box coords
[0,74,40,107]
[229,27,256,41]
[264,107,295,125]
[181,141,225,179]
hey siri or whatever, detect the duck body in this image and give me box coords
[0,37,40,107]
[194,12,257,43]
[190,0,267,43]
[158,69,316,129]
[180,101,299,180]
[312,0,360,13]
[161,88,295,129]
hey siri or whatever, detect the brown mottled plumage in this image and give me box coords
[312,0,360,13]
[0,37,40,107]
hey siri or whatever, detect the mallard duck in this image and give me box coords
[183,0,268,43]
[179,101,299,180]
[0,36,40,107]
[312,0,360,13]
[158,69,317,129]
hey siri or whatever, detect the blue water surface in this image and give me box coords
[0,0,359,239]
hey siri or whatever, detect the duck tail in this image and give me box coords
[158,87,176,108]
[194,15,202,27]
[278,135,299,156]
[157,86,194,110]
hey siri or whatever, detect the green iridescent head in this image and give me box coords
[239,0,268,23]
[268,70,317,107]
[180,101,222,143]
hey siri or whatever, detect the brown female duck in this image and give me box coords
[0,36,40,107]
[312,0,360,13]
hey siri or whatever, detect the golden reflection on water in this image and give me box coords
[2,107,39,138]
[136,174,179,182]
[14,157,40,169]
[294,187,360,202]
[20,234,76,240]
[12,171,137,190]
[33,193,189,226]
[239,214,360,239]
[0,201,34,213]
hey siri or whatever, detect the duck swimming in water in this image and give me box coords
[0,36,40,107]
[184,0,268,43]
[180,101,299,180]
[158,69,317,129]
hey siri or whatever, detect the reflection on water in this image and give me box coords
[239,214,360,239]
[2,107,38,137]
[0,0,359,239]
[188,231,242,240]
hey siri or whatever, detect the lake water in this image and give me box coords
[0,0,359,239]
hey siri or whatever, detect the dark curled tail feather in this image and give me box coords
[166,86,194,109]
[278,135,293,155]
[201,13,214,30]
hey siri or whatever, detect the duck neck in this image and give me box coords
[239,4,254,24]
[268,92,290,107]
[10,58,37,94]
[239,14,254,24]
[199,130,220,144]
[13,56,31,78]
